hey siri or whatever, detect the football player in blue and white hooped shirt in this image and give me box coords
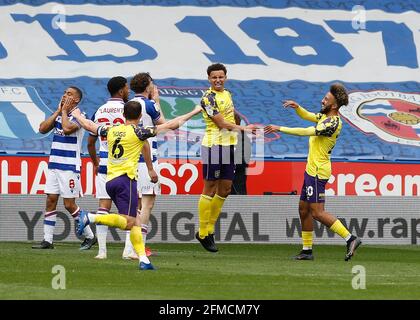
[130,73,167,257]
[87,77,128,260]
[32,87,96,250]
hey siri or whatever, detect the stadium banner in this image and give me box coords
[1,156,419,196]
[1,194,419,245]
[0,1,419,161]
[0,2,418,82]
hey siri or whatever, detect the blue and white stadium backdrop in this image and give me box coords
[0,1,419,244]
[0,0,419,161]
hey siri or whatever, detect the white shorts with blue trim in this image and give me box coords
[45,169,82,198]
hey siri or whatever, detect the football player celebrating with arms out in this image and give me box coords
[196,63,257,252]
[265,83,362,261]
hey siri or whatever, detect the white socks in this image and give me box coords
[141,224,148,246]
[124,230,134,252]
[87,212,97,223]
[44,211,57,243]
[96,208,109,254]
[139,255,150,264]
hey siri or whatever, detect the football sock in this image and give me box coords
[330,219,351,240]
[83,225,94,239]
[44,210,57,243]
[96,208,109,253]
[139,255,151,264]
[141,224,149,245]
[130,226,146,258]
[71,207,80,224]
[87,212,96,223]
[346,234,356,243]
[94,214,128,230]
[198,194,213,238]
[208,194,226,235]
[302,231,313,251]
[124,230,133,252]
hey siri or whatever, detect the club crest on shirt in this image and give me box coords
[340,90,420,147]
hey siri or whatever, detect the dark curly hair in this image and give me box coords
[107,76,127,96]
[330,83,348,108]
[207,63,227,76]
[130,72,152,94]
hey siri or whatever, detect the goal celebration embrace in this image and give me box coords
[30,65,361,271]
[1,0,419,303]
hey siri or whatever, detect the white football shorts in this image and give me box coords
[137,161,161,197]
[95,172,111,199]
[45,169,82,198]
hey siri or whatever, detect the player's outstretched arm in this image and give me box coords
[265,124,316,136]
[209,112,259,133]
[70,108,100,135]
[155,105,202,134]
[283,100,318,123]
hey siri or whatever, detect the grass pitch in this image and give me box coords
[0,242,419,300]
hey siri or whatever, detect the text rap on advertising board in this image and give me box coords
[3,194,420,244]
